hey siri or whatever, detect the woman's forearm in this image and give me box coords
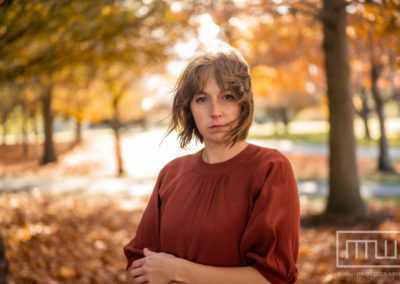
[174,258,270,284]
[126,253,271,284]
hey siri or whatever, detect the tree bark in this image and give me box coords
[113,125,124,176]
[279,107,290,135]
[21,106,29,159]
[0,114,7,146]
[322,0,365,215]
[31,110,40,158]
[75,118,82,145]
[370,63,393,172]
[359,87,371,140]
[0,235,8,284]
[112,99,125,176]
[40,85,57,165]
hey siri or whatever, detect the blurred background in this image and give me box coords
[0,0,399,283]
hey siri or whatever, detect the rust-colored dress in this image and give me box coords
[124,144,300,283]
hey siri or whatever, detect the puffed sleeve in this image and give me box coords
[240,153,300,284]
[123,167,166,270]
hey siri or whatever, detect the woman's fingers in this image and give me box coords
[143,247,156,256]
[131,258,143,268]
[130,252,174,283]
[132,275,147,284]
[131,267,144,277]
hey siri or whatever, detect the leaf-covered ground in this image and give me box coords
[2,191,400,283]
[1,136,400,283]
[1,191,144,283]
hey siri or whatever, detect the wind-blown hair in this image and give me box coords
[168,46,254,148]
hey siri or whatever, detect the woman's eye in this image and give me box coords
[195,97,207,103]
[222,94,235,101]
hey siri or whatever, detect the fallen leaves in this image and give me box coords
[1,191,145,283]
[2,191,400,283]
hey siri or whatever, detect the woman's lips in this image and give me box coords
[209,125,228,131]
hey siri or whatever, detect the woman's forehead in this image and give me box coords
[195,67,229,92]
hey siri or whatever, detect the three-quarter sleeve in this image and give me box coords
[240,154,300,283]
[123,168,165,270]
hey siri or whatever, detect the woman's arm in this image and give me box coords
[175,257,270,284]
[128,248,270,284]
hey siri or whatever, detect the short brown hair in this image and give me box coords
[168,47,254,148]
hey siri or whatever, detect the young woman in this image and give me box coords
[124,47,300,284]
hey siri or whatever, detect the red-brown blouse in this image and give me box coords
[124,144,300,283]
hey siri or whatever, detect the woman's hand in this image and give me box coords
[130,248,178,284]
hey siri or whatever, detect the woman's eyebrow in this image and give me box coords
[195,91,209,95]
[196,90,232,96]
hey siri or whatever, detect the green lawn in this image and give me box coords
[360,171,400,184]
[249,132,328,144]
[249,132,400,147]
[298,174,400,184]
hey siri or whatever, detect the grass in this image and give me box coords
[250,132,328,144]
[297,174,400,185]
[367,196,400,206]
[360,171,400,184]
[249,131,400,147]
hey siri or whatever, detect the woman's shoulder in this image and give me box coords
[247,144,297,193]
[247,143,290,165]
[160,151,200,176]
[245,144,294,183]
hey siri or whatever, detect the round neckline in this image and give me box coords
[195,143,259,175]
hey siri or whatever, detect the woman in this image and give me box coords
[124,47,300,284]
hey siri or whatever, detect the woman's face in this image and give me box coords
[190,73,241,146]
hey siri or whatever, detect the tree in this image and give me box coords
[14,84,37,158]
[40,82,57,164]
[348,0,399,172]
[0,83,18,145]
[101,65,134,176]
[365,7,398,172]
[322,0,365,215]
[53,66,98,145]
[353,86,372,140]
[252,63,319,134]
[0,0,190,164]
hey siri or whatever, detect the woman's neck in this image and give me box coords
[202,140,248,164]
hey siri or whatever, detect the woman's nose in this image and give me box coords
[210,100,223,118]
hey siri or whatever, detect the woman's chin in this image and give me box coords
[203,135,230,146]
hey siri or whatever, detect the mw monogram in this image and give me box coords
[336,231,400,268]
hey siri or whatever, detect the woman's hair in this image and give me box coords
[168,46,254,149]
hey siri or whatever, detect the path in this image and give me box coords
[1,129,399,197]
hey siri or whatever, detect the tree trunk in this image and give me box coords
[113,125,124,176]
[1,114,7,146]
[21,106,29,159]
[112,100,124,176]
[272,120,279,136]
[75,118,82,144]
[279,107,290,135]
[370,63,393,172]
[322,0,365,215]
[388,48,399,101]
[359,87,371,140]
[40,86,57,165]
[0,235,8,284]
[31,110,40,159]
